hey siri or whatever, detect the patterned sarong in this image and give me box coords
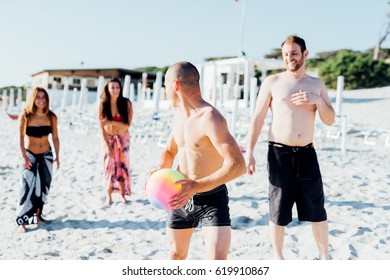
[104,131,131,195]
[16,149,53,225]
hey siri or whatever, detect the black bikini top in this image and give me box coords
[26,126,52,138]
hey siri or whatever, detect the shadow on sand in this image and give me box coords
[42,218,166,232]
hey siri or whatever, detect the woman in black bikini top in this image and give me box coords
[16,87,60,233]
[25,125,52,138]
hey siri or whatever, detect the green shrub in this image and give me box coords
[318,52,390,89]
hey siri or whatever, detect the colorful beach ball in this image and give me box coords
[145,168,185,210]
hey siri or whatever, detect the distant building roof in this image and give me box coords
[200,57,284,70]
[31,68,157,80]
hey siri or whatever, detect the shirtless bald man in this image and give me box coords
[158,61,246,260]
[245,35,335,260]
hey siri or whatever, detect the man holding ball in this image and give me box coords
[157,61,246,260]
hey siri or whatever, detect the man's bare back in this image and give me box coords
[158,61,246,260]
[172,103,226,181]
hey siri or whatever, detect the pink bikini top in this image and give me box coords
[112,115,123,122]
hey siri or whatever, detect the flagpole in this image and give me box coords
[231,0,247,137]
[238,0,246,58]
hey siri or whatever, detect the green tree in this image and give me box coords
[306,49,356,69]
[264,48,282,59]
[318,52,390,89]
[0,86,27,100]
[134,66,169,75]
[204,56,236,62]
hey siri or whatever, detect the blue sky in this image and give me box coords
[0,0,389,87]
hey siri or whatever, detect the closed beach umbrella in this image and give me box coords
[96,76,105,112]
[60,79,69,111]
[71,88,78,113]
[153,71,162,114]
[249,77,257,116]
[137,82,142,102]
[77,78,87,113]
[17,88,22,110]
[211,62,217,107]
[9,88,15,108]
[50,81,57,109]
[123,75,131,99]
[129,83,135,103]
[26,88,32,103]
[2,89,7,110]
[336,76,344,115]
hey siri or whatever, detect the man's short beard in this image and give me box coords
[289,63,302,72]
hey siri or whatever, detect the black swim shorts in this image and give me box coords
[167,184,231,229]
[267,141,327,226]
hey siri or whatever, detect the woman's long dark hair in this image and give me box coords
[100,77,129,124]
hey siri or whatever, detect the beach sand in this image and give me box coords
[0,86,389,261]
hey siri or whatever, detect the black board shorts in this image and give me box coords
[267,141,327,226]
[167,184,231,229]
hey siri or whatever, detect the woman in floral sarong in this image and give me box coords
[99,77,133,205]
[16,87,60,233]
